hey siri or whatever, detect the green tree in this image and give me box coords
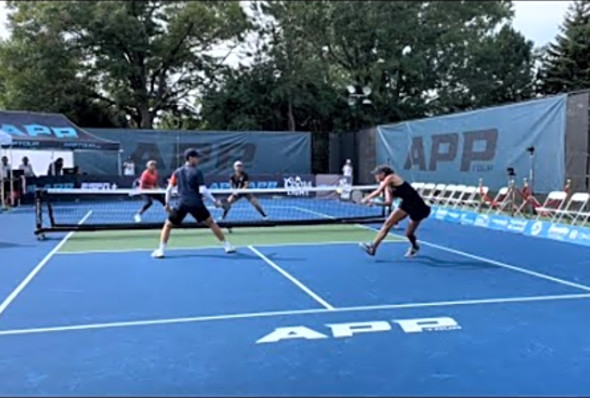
[200,1,344,133]
[0,23,124,127]
[537,0,590,94]
[296,1,533,119]
[1,0,250,128]
[432,25,536,114]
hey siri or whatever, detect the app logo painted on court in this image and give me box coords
[256,316,461,344]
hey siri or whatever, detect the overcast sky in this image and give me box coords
[0,1,575,53]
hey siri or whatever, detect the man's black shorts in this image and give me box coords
[168,203,211,225]
[399,201,431,222]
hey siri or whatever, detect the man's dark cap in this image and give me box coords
[184,148,202,160]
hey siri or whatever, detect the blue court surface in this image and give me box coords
[2,209,590,396]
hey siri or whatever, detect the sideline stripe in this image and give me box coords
[1,292,589,337]
[0,211,93,318]
[249,245,335,310]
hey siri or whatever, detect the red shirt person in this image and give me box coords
[135,160,166,222]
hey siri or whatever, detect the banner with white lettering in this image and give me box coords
[77,128,312,177]
[376,95,567,192]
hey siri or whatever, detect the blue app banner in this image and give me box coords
[81,128,312,177]
[376,95,567,192]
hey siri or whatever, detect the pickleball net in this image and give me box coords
[34,185,388,235]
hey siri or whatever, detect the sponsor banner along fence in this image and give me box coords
[376,95,567,193]
[432,206,590,248]
[76,128,312,177]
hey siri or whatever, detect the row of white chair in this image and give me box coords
[410,182,489,211]
[409,181,590,226]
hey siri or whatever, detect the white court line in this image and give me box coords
[295,207,590,294]
[0,210,93,318]
[248,245,335,310]
[55,240,405,256]
[1,292,589,337]
[408,238,590,292]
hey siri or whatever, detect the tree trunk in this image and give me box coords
[287,96,296,131]
[138,104,154,129]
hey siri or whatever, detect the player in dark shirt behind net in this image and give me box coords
[152,148,235,258]
[220,160,268,221]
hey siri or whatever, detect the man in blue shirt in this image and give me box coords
[152,148,235,258]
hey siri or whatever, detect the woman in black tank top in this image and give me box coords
[359,165,431,258]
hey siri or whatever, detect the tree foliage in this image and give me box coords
[537,0,590,95]
[0,0,539,132]
[201,0,536,133]
[0,0,250,128]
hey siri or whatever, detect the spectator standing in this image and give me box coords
[342,159,353,185]
[1,156,11,207]
[18,157,35,177]
[1,156,10,179]
[123,157,136,176]
[47,158,64,176]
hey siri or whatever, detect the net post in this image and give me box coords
[0,173,5,211]
[34,189,44,235]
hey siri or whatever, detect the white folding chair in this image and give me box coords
[458,186,478,210]
[445,184,467,207]
[411,182,425,195]
[437,184,457,206]
[553,192,590,225]
[425,183,445,205]
[535,191,569,221]
[487,187,511,214]
[421,183,436,202]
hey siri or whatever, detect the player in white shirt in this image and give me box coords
[1,156,10,179]
[18,157,35,177]
[123,157,136,176]
[342,159,353,185]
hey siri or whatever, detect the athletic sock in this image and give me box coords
[159,242,167,252]
[407,234,418,249]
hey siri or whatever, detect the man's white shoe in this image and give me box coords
[224,244,236,253]
[151,249,165,258]
[134,214,141,223]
